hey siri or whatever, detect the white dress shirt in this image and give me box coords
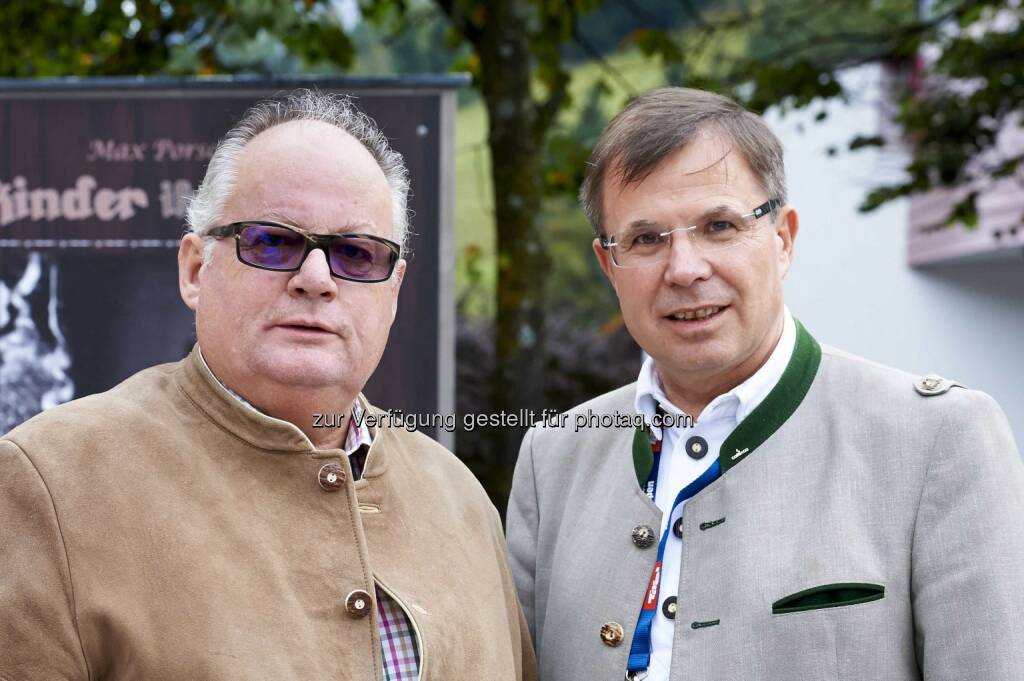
[633,307,796,680]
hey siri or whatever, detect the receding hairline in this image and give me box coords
[580,87,787,237]
[186,89,411,257]
[238,118,385,168]
[222,119,394,224]
[600,128,762,219]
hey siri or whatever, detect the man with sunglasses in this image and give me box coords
[506,87,1024,680]
[1,90,535,681]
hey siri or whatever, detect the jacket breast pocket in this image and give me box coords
[772,582,885,615]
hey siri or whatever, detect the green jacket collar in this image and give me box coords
[632,320,822,484]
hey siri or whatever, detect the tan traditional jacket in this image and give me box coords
[1,346,535,681]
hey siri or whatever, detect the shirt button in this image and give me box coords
[345,589,373,618]
[685,435,709,460]
[318,463,346,491]
[673,516,684,539]
[631,525,656,549]
[600,621,624,646]
[662,596,678,619]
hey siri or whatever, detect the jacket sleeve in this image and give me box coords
[516,600,538,681]
[505,427,540,646]
[483,485,537,681]
[0,439,90,680]
[911,390,1024,680]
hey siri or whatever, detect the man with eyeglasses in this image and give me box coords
[506,87,1023,681]
[1,91,535,681]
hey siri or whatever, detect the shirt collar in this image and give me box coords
[345,399,372,454]
[634,306,797,437]
[196,347,372,455]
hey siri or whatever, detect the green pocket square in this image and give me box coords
[772,582,885,614]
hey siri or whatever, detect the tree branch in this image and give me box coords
[533,4,573,137]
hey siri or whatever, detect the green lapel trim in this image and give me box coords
[631,320,821,487]
[720,319,821,473]
[632,425,653,490]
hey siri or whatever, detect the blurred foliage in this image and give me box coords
[733,0,1022,230]
[0,0,353,76]
[2,0,1017,283]
[871,1,1022,227]
[347,2,473,89]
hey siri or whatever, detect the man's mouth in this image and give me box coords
[665,305,727,322]
[276,321,334,334]
[282,325,328,331]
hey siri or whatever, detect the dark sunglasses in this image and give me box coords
[207,221,401,283]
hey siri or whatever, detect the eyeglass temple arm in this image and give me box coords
[751,198,782,218]
[205,225,238,238]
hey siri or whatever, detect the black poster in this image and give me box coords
[0,77,458,437]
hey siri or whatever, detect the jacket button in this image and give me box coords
[672,516,684,539]
[631,525,656,549]
[685,435,708,460]
[318,463,345,491]
[662,596,677,619]
[345,589,373,618]
[600,621,624,646]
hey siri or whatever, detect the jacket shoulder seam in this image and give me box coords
[910,415,950,582]
[523,428,540,532]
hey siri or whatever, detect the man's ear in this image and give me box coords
[592,238,618,292]
[178,233,205,311]
[775,205,799,277]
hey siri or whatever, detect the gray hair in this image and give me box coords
[579,87,787,236]
[186,89,410,257]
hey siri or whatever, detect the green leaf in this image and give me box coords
[991,156,1021,179]
[945,191,980,229]
[859,185,907,213]
[848,135,885,151]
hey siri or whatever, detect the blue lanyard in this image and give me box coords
[626,429,721,676]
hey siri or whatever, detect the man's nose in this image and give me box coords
[663,231,713,287]
[288,247,338,299]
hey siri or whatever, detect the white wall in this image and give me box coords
[771,66,1024,446]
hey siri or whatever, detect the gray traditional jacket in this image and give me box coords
[507,324,1024,681]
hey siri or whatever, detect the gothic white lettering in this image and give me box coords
[0,175,149,227]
